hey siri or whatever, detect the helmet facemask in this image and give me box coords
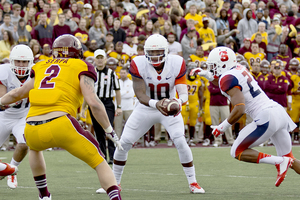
[207,61,226,79]
[145,49,167,67]
[10,44,34,77]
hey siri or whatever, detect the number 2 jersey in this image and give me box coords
[219,65,278,119]
[129,55,186,100]
[27,58,97,118]
[0,64,30,118]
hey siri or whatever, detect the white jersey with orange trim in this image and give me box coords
[129,55,186,100]
[0,64,30,117]
[219,64,277,119]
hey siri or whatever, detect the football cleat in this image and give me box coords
[7,174,17,189]
[149,141,156,147]
[39,194,51,200]
[188,139,196,147]
[202,139,210,146]
[275,157,293,187]
[0,163,18,180]
[189,182,205,194]
[167,139,173,147]
[96,184,122,194]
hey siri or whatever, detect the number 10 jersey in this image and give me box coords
[129,55,186,100]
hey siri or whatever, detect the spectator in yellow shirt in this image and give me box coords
[198,17,216,43]
[184,4,203,30]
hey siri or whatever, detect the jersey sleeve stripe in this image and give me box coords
[220,74,241,93]
[30,69,35,78]
[129,60,142,79]
[79,60,97,82]
[175,74,187,85]
[176,59,186,79]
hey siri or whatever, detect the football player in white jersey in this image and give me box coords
[96,34,205,194]
[0,44,34,188]
[191,46,300,187]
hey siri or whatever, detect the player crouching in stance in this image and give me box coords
[0,34,122,200]
[97,34,205,194]
[191,46,300,187]
[0,162,18,180]
[0,45,33,189]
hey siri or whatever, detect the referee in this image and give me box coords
[90,49,122,164]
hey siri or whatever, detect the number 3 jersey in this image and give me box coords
[219,65,278,119]
[129,55,186,100]
[0,64,30,117]
[28,58,97,118]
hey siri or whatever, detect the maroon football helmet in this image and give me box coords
[236,54,245,63]
[106,57,118,71]
[260,60,270,68]
[52,34,83,59]
[289,58,299,67]
[240,60,250,71]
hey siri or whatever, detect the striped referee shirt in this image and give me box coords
[95,67,120,98]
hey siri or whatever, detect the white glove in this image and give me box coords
[211,119,232,137]
[106,130,124,150]
[189,68,214,81]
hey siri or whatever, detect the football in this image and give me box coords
[161,99,180,116]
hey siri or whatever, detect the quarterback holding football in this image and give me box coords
[97,34,205,194]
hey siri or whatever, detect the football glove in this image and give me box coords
[211,119,231,137]
[171,98,182,116]
[106,130,124,150]
[189,68,214,81]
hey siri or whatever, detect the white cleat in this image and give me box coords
[96,184,122,194]
[275,157,293,187]
[0,163,18,180]
[39,194,51,200]
[202,139,210,146]
[189,182,205,194]
[167,139,173,147]
[7,174,17,189]
[96,187,106,194]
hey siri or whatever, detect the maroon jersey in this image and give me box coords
[251,72,266,91]
[208,82,228,106]
[264,74,289,107]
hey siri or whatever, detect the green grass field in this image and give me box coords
[1,146,300,200]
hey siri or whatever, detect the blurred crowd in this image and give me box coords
[1,0,300,149]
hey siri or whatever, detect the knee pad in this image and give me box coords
[113,140,132,161]
[173,136,193,163]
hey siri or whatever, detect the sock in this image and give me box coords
[0,163,7,171]
[107,185,122,200]
[183,166,196,184]
[189,126,195,139]
[34,174,50,198]
[112,164,125,184]
[257,152,284,165]
[10,158,21,167]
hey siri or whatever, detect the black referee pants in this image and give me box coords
[89,99,116,161]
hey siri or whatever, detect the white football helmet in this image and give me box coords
[144,34,168,67]
[206,47,237,78]
[10,44,34,77]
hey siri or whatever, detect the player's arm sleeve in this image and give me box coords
[0,82,7,97]
[79,61,97,82]
[175,59,187,85]
[220,74,242,94]
[129,60,143,79]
